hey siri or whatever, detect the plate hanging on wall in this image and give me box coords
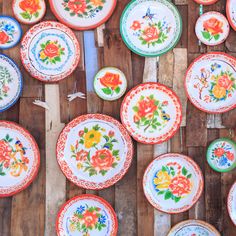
[228,181,236,226]
[193,0,218,5]
[226,0,236,31]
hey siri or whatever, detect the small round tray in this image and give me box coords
[94,67,127,101]
[49,0,117,30]
[228,181,236,226]
[143,153,203,214]
[193,0,218,5]
[120,0,182,57]
[56,194,118,236]
[0,54,22,113]
[56,114,133,190]
[226,0,236,31]
[0,16,22,50]
[185,52,236,113]
[21,21,80,83]
[12,0,46,25]
[0,121,40,197]
[120,82,182,144]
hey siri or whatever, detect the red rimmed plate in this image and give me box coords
[120,82,182,144]
[185,52,236,114]
[226,0,236,31]
[228,181,236,226]
[0,121,40,197]
[193,0,218,5]
[49,0,117,31]
[143,153,204,214]
[20,21,80,83]
[56,194,118,236]
[56,114,133,190]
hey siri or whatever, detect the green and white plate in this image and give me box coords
[120,0,182,57]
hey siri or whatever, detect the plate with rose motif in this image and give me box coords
[207,138,236,173]
[49,0,117,30]
[0,121,40,197]
[228,181,236,226]
[195,11,230,46]
[56,194,118,236]
[94,67,127,101]
[56,114,133,190]
[167,220,221,236]
[0,54,23,113]
[21,21,80,82]
[0,16,22,50]
[226,0,236,31]
[193,0,218,5]
[185,52,236,113]
[12,0,46,25]
[120,83,182,144]
[143,153,204,214]
[120,0,182,57]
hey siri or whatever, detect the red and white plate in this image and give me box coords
[185,52,236,113]
[193,0,218,5]
[56,194,118,236]
[228,181,236,226]
[0,121,40,197]
[143,153,204,214]
[226,0,236,31]
[120,82,182,144]
[56,114,133,190]
[21,21,80,82]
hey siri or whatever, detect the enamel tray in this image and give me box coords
[120,0,182,57]
[228,181,236,226]
[56,194,118,236]
[226,0,236,31]
[56,114,133,190]
[120,82,182,144]
[0,121,40,197]
[185,52,236,113]
[12,0,46,25]
[193,0,218,5]
[20,21,80,82]
[0,16,22,50]
[207,138,236,173]
[49,0,117,30]
[0,54,22,112]
[94,67,127,101]
[195,11,230,46]
[143,153,204,214]
[167,220,221,236]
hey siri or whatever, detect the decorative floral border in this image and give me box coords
[227,181,236,226]
[226,0,236,31]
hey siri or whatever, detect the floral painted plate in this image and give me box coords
[0,16,22,50]
[49,0,117,30]
[120,0,182,57]
[167,220,221,236]
[143,153,204,214]
[228,181,236,226]
[185,52,236,113]
[56,194,118,236]
[21,21,80,82]
[56,114,133,190]
[12,0,46,25]
[0,54,22,112]
[94,67,127,101]
[195,11,230,46]
[193,0,218,5]
[0,121,40,197]
[120,83,182,144]
[207,138,236,173]
[226,0,236,31]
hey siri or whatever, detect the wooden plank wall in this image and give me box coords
[0,0,235,235]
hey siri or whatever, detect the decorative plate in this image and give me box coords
[56,114,133,190]
[12,0,46,25]
[120,82,182,144]
[185,52,236,113]
[143,153,204,214]
[49,0,117,30]
[20,21,80,83]
[167,220,221,236]
[228,181,236,226]
[0,16,22,50]
[120,0,182,57]
[207,138,236,173]
[193,0,218,5]
[195,11,230,46]
[56,194,118,236]
[94,67,127,101]
[0,54,23,113]
[226,0,236,31]
[0,121,40,197]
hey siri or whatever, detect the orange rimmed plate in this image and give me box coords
[226,0,236,31]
